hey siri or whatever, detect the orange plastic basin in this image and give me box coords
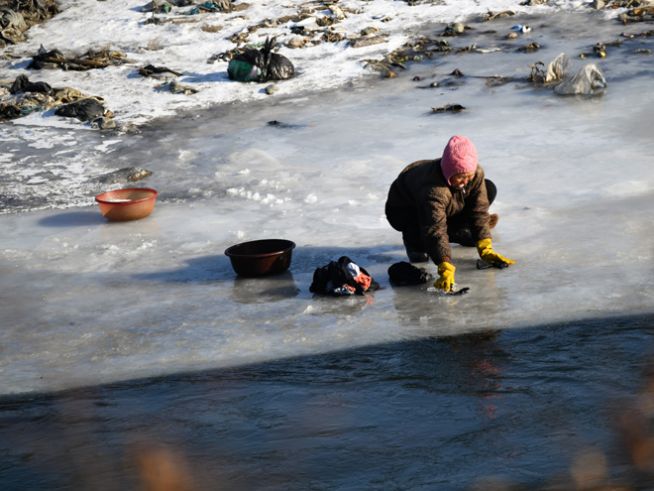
[95,188,158,222]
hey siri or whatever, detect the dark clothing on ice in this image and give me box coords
[385,158,494,264]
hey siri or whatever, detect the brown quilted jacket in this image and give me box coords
[386,158,492,264]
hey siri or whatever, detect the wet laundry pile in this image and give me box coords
[310,256,379,297]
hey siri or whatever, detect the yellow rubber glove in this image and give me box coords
[434,261,456,292]
[476,238,516,267]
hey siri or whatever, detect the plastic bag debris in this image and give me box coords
[554,63,607,96]
[546,53,569,83]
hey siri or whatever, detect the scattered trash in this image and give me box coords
[0,0,58,47]
[264,84,277,95]
[482,10,515,22]
[310,256,379,296]
[54,97,110,121]
[329,5,346,21]
[95,167,153,184]
[417,81,440,89]
[315,4,345,26]
[620,29,654,39]
[511,24,532,34]
[349,35,387,48]
[484,75,513,87]
[201,23,222,33]
[90,116,116,130]
[286,36,306,49]
[0,91,50,120]
[323,29,346,43]
[554,63,607,96]
[517,42,541,53]
[0,8,28,45]
[28,46,128,71]
[618,5,654,24]
[138,64,182,78]
[529,54,605,96]
[418,70,465,89]
[471,46,502,54]
[266,120,303,129]
[520,0,548,5]
[431,104,466,113]
[360,26,379,37]
[593,42,607,58]
[363,36,452,76]
[156,80,198,94]
[10,74,52,95]
[140,0,173,13]
[529,52,568,84]
[456,43,500,54]
[388,261,432,286]
[141,0,239,13]
[186,0,232,15]
[546,53,569,82]
[1,75,114,126]
[442,22,466,36]
[227,37,294,83]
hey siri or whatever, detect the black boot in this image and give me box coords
[449,227,476,247]
[404,242,428,263]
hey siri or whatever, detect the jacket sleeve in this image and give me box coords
[420,192,453,264]
[468,168,492,241]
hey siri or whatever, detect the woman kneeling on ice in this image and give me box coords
[385,135,515,293]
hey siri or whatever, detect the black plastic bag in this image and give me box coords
[10,74,53,95]
[54,98,105,121]
[388,261,432,286]
[228,37,294,83]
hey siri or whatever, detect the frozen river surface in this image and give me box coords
[2,12,653,394]
[0,11,653,489]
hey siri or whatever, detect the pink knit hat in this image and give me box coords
[440,135,478,185]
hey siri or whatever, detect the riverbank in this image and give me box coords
[0,0,633,131]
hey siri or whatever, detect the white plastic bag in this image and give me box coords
[554,63,607,96]
[546,53,569,83]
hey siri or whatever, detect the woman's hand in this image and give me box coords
[476,238,515,267]
[434,261,456,292]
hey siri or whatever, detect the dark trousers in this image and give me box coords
[386,179,496,250]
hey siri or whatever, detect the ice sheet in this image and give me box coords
[1,11,653,395]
